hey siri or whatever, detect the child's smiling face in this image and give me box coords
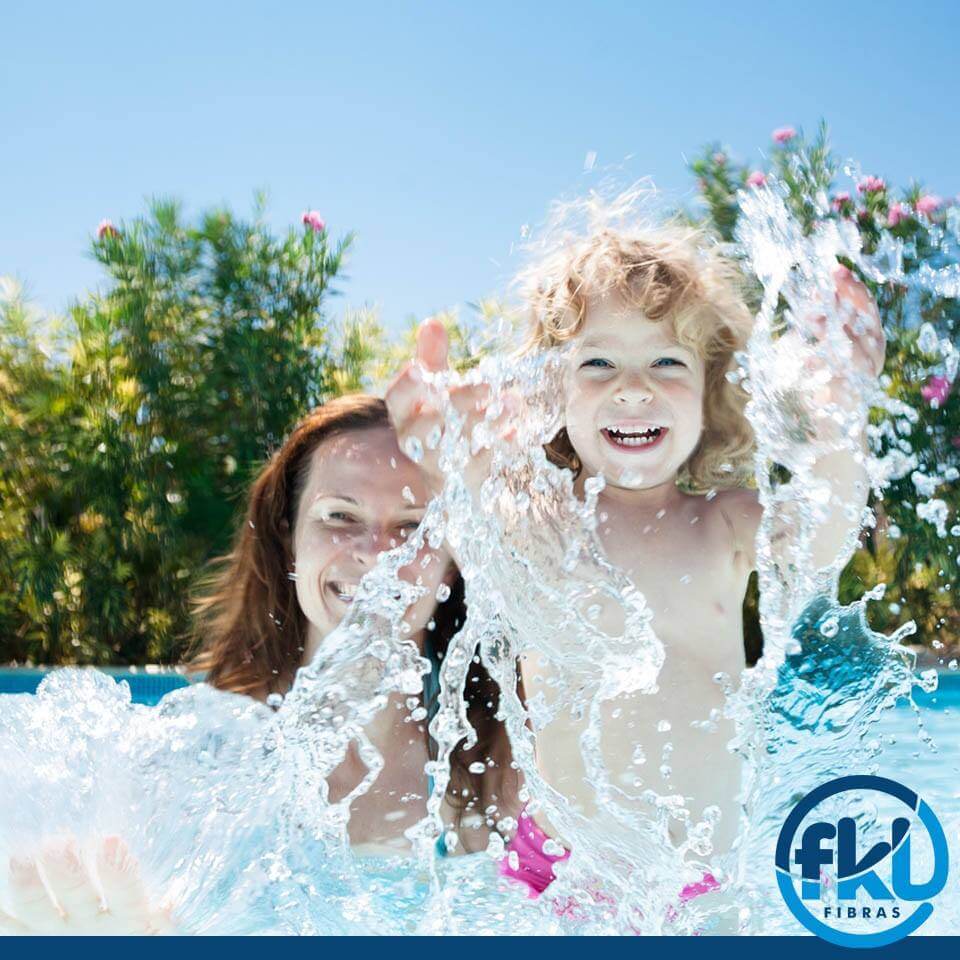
[563,295,706,490]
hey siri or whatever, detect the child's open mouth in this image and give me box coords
[600,425,667,451]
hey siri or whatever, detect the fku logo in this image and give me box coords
[776,775,949,948]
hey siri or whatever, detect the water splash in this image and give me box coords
[1,176,958,936]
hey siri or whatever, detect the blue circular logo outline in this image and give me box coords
[775,774,948,948]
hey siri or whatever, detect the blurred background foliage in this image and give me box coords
[2,127,957,665]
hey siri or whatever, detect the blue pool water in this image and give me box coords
[0,668,190,706]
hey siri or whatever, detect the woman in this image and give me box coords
[3,395,516,932]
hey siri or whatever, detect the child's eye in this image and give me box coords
[581,358,614,369]
[653,357,686,368]
[398,520,421,536]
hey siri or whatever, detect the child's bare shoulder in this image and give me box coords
[703,487,762,567]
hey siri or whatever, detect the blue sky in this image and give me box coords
[3,1,958,333]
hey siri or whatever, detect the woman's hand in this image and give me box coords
[1,835,176,935]
[385,318,519,495]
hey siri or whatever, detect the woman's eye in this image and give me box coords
[653,357,685,368]
[398,521,421,536]
[581,357,614,369]
[325,511,356,523]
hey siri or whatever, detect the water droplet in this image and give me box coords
[485,833,505,859]
[584,475,605,497]
[426,424,443,450]
[435,583,451,603]
[819,615,840,638]
[404,437,423,463]
[542,838,565,857]
[917,322,939,355]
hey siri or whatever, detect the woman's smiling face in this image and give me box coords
[291,426,452,662]
[563,295,706,490]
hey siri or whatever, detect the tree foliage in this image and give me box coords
[1,201,350,663]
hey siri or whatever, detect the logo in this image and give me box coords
[776,775,949,948]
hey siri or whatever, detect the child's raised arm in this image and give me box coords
[797,266,885,571]
[728,266,886,578]
[384,319,517,498]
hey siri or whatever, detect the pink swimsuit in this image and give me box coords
[499,806,571,896]
[500,807,719,905]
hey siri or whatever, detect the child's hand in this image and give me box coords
[2,835,176,935]
[385,318,519,494]
[794,265,886,416]
[810,264,886,379]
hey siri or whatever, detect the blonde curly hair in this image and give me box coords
[521,223,755,493]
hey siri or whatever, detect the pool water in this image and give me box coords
[874,671,959,815]
[0,667,954,935]
[0,669,190,706]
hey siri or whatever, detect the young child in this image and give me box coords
[386,225,885,884]
[2,395,516,932]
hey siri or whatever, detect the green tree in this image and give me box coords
[1,200,351,664]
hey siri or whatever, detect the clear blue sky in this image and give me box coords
[3,1,958,333]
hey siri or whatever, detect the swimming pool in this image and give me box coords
[0,668,190,706]
[873,670,959,812]
[0,665,955,935]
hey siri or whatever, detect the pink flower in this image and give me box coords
[301,210,326,233]
[921,375,951,406]
[746,170,767,188]
[887,202,908,227]
[915,194,942,216]
[96,219,119,239]
[713,152,726,166]
[772,126,796,144]
[831,191,851,211]
[857,175,886,194]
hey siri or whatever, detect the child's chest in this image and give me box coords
[598,501,749,679]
